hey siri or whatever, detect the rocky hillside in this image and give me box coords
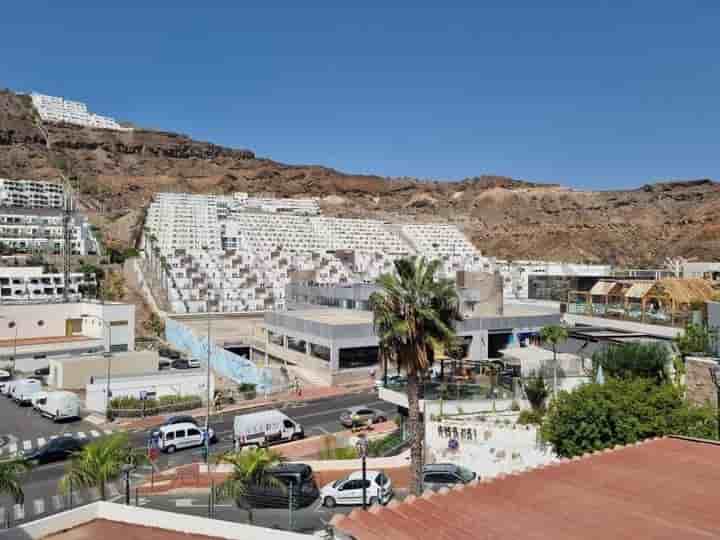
[1,88,719,266]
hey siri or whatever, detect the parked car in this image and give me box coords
[172,358,200,369]
[244,463,319,509]
[34,367,50,377]
[158,359,171,370]
[0,370,12,395]
[35,391,82,421]
[321,470,393,508]
[164,415,198,427]
[158,347,172,358]
[23,435,86,465]
[339,406,388,428]
[422,463,476,490]
[154,422,215,453]
[374,374,406,391]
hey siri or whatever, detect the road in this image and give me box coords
[1,390,397,528]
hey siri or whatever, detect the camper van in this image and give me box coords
[11,379,43,405]
[233,409,304,449]
[34,391,81,421]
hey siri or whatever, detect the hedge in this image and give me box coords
[109,394,202,417]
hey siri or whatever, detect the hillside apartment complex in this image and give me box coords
[30,92,131,131]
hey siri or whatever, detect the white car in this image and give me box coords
[321,470,393,508]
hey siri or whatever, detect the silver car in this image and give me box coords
[339,406,388,428]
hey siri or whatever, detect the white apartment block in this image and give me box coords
[0,266,96,303]
[0,178,64,209]
[30,92,132,131]
[219,192,320,216]
[144,192,490,314]
[0,208,99,255]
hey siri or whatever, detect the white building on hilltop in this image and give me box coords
[30,92,132,131]
[0,178,64,209]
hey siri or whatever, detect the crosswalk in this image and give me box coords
[0,481,123,528]
[0,429,114,457]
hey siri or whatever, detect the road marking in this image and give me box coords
[13,503,24,522]
[312,499,325,512]
[37,437,46,447]
[291,401,390,421]
[175,498,196,507]
[311,426,330,435]
[52,495,63,511]
[22,440,32,450]
[76,432,87,439]
[33,499,45,516]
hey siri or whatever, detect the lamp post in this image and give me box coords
[709,363,720,440]
[355,433,369,510]
[121,463,134,505]
[205,309,211,464]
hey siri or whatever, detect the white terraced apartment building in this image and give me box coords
[0,266,95,303]
[144,192,489,313]
[30,92,132,131]
[0,179,64,209]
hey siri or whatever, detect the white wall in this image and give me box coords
[85,371,214,412]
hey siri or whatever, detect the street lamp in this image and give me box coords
[709,363,720,440]
[121,463,134,505]
[205,309,212,464]
[355,433,369,510]
[84,315,113,418]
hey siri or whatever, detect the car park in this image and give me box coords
[244,463,320,509]
[23,435,86,465]
[321,470,393,508]
[154,421,215,453]
[339,406,388,428]
[422,463,476,490]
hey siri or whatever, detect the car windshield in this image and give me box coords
[458,466,475,482]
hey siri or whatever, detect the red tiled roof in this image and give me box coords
[44,518,225,540]
[331,437,720,540]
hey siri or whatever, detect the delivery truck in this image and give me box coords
[233,409,304,449]
[34,391,82,421]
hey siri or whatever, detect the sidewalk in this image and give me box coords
[111,383,373,431]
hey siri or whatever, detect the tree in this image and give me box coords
[542,378,717,458]
[0,459,30,504]
[369,257,460,495]
[214,448,283,524]
[59,433,144,500]
[523,372,549,412]
[539,325,568,398]
[592,342,671,384]
[675,323,715,357]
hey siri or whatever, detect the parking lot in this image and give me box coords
[0,389,98,456]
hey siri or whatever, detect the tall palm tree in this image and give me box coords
[369,257,459,495]
[214,448,283,524]
[540,324,569,398]
[0,459,30,504]
[59,433,144,500]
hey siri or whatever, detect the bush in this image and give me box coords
[517,409,543,425]
[367,432,404,457]
[592,343,671,384]
[542,378,717,457]
[109,394,202,417]
[523,373,549,411]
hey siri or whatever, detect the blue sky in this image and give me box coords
[2,1,718,189]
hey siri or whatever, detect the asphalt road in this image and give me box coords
[2,390,398,528]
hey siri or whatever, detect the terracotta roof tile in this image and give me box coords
[332,438,720,540]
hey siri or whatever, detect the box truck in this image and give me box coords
[11,379,43,405]
[233,409,304,449]
[34,391,81,421]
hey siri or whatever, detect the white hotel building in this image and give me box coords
[30,92,132,131]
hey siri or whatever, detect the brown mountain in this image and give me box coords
[1,88,718,266]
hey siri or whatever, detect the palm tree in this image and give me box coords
[0,459,30,504]
[369,257,460,495]
[540,324,569,398]
[214,448,283,524]
[59,433,144,500]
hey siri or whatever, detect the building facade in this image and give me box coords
[30,92,131,131]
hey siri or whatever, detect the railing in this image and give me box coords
[381,380,495,401]
[563,302,692,328]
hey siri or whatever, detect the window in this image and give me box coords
[165,432,175,441]
[187,428,200,437]
[283,420,294,429]
[425,473,457,484]
[175,430,186,438]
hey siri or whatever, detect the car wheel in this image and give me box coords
[166,445,176,454]
[369,496,378,506]
[291,433,302,441]
[376,416,386,423]
[323,496,336,508]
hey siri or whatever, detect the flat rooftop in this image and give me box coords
[0,335,98,348]
[283,308,373,326]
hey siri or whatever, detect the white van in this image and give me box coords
[233,409,304,449]
[12,379,43,405]
[0,370,12,395]
[35,391,81,421]
[156,422,215,454]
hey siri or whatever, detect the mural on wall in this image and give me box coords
[165,318,272,391]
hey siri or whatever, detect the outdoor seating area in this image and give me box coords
[567,278,718,327]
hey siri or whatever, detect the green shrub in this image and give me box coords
[517,409,543,425]
[542,378,717,457]
[367,432,404,457]
[592,343,671,384]
[109,394,202,417]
